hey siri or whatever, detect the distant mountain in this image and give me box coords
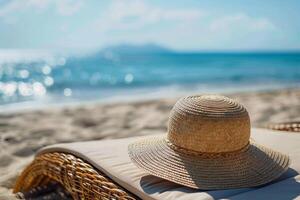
[100,43,172,55]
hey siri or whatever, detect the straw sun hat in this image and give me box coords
[128,95,290,189]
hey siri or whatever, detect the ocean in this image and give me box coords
[0,50,300,108]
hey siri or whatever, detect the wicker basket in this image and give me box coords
[14,152,137,200]
[266,121,300,132]
[13,122,299,199]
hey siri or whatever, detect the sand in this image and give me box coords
[1,89,300,199]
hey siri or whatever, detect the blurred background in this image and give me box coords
[0,0,300,109]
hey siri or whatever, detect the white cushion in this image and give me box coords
[39,128,300,200]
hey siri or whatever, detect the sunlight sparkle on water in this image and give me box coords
[124,73,134,84]
[19,70,29,79]
[63,88,72,97]
[1,82,17,96]
[18,82,33,96]
[44,76,54,86]
[33,82,46,96]
[42,65,52,75]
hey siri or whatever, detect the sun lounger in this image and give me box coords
[14,127,300,200]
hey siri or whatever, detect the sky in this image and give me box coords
[0,0,300,52]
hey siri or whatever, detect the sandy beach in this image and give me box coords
[1,88,300,199]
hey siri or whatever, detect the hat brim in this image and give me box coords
[128,135,290,190]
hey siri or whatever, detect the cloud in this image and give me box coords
[175,13,278,50]
[209,13,276,32]
[0,0,23,17]
[55,0,83,16]
[101,0,204,30]
[0,0,281,51]
[0,0,83,19]
[89,2,276,47]
[58,0,205,49]
[56,0,279,51]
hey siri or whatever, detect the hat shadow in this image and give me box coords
[140,167,299,200]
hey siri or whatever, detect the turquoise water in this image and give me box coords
[0,51,300,106]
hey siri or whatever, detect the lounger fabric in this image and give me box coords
[39,128,300,200]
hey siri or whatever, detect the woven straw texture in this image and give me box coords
[128,95,291,189]
[128,135,290,189]
[13,152,137,200]
[266,121,300,132]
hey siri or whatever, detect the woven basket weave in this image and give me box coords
[14,152,137,200]
[266,121,300,132]
[13,122,299,199]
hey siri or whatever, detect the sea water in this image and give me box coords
[0,50,300,107]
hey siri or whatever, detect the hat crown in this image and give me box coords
[167,95,250,153]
